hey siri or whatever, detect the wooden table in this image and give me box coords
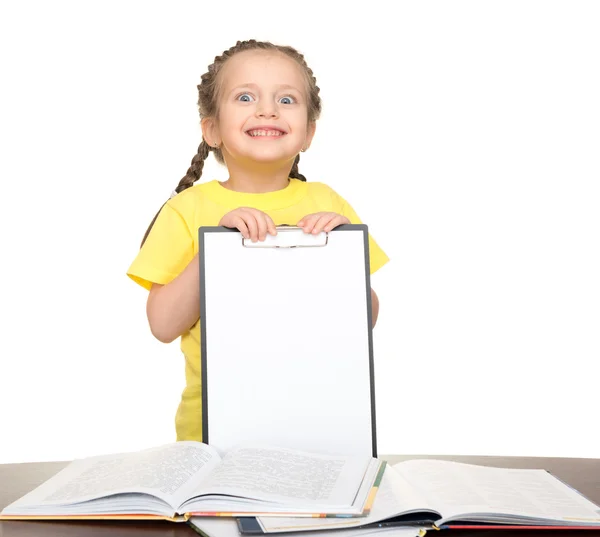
[1,454,599,537]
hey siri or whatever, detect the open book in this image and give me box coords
[0,441,384,522]
[243,459,600,533]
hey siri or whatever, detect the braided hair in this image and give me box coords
[140,40,322,247]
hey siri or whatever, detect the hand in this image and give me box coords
[219,207,277,242]
[297,212,350,234]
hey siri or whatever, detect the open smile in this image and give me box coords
[245,128,287,138]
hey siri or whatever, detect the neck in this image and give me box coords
[221,157,295,193]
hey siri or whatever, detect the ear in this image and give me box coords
[303,121,317,150]
[201,117,220,148]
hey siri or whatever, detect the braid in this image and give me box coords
[140,141,210,247]
[289,154,307,182]
[175,140,210,194]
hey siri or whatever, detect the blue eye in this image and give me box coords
[280,96,295,104]
[237,93,254,102]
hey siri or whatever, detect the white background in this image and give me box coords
[0,0,598,463]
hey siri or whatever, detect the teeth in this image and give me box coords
[248,129,284,137]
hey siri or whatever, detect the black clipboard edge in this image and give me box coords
[334,225,378,458]
[199,226,240,445]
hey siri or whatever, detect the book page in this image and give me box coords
[395,459,600,524]
[1,441,221,515]
[183,446,371,509]
[256,464,440,533]
[189,517,422,537]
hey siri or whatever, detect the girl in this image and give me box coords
[127,40,389,442]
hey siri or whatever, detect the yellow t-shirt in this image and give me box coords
[127,178,389,441]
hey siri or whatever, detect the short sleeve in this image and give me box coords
[127,202,195,290]
[339,197,390,275]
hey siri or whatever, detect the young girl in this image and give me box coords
[127,39,389,442]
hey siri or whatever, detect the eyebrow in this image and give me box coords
[228,83,302,94]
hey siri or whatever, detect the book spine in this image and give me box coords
[438,525,600,531]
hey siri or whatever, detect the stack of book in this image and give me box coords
[195,459,600,537]
[2,441,600,537]
[194,457,600,537]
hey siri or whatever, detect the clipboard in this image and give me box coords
[199,224,377,458]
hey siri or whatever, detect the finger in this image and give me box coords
[236,210,258,242]
[232,216,250,239]
[311,214,334,234]
[323,215,349,232]
[298,213,320,233]
[297,213,315,230]
[265,214,277,236]
[242,212,260,242]
[256,212,269,241]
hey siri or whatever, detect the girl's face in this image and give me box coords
[207,50,315,168]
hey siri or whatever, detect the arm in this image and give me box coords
[146,254,200,344]
[146,255,380,339]
[145,208,278,343]
[371,288,380,328]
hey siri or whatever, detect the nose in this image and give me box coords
[255,98,279,119]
